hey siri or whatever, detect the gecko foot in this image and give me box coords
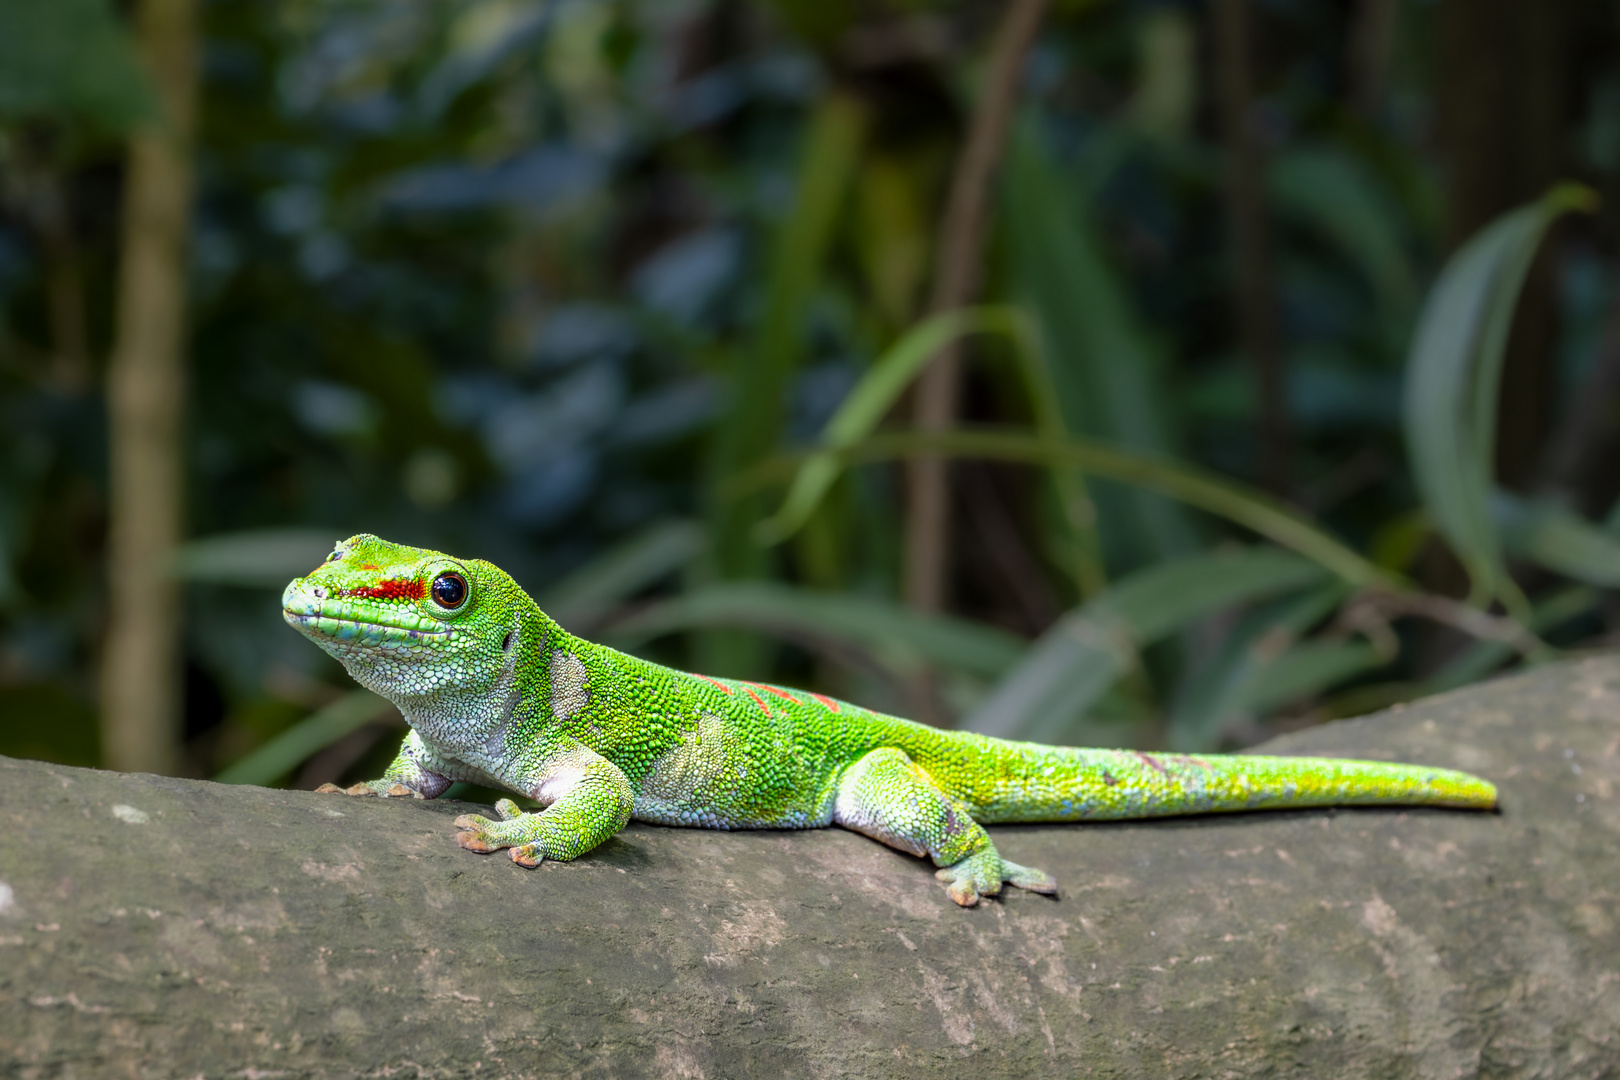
[935,852,1059,907]
[454,799,546,866]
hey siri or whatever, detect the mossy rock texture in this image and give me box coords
[3,657,1619,1079]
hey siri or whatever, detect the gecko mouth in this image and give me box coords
[282,609,453,647]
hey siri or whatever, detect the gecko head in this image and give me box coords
[281,534,524,702]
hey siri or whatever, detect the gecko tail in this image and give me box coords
[965,743,1498,824]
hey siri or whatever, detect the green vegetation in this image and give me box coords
[3,0,1619,787]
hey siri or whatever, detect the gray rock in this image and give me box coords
[2,656,1618,1078]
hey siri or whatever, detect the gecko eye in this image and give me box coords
[431,571,468,609]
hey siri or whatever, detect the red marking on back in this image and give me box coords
[748,682,800,705]
[346,578,427,601]
[1136,752,1167,775]
[742,686,772,717]
[690,673,734,695]
[809,692,841,713]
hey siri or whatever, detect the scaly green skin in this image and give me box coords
[282,535,1498,907]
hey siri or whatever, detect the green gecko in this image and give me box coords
[282,534,1498,907]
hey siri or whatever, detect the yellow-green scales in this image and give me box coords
[282,535,1497,907]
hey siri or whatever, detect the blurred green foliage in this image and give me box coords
[4,0,1620,786]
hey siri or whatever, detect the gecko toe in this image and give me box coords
[509,843,544,867]
[456,830,497,853]
[1003,860,1059,896]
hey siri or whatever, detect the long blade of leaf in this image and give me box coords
[806,428,1388,586]
[604,581,1025,680]
[1166,582,1380,751]
[1402,184,1595,610]
[1492,491,1620,588]
[1271,147,1416,315]
[541,518,705,629]
[1002,125,1196,566]
[755,306,1022,544]
[1238,639,1384,719]
[704,92,865,674]
[966,547,1326,742]
[214,690,395,786]
[1165,583,1349,749]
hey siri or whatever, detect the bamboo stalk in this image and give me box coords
[903,0,1049,615]
[100,0,199,776]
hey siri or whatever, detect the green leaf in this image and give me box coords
[214,691,395,787]
[0,0,153,131]
[755,306,1024,545]
[173,528,344,587]
[1402,184,1595,612]
[1169,581,1389,750]
[604,581,1024,681]
[965,547,1327,743]
[1238,639,1384,719]
[1492,491,1620,588]
[1271,148,1416,315]
[703,92,865,675]
[541,518,705,629]
[818,428,1387,586]
[1002,124,1196,567]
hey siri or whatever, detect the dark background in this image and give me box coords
[3,0,1619,791]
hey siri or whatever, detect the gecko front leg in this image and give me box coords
[454,739,635,866]
[315,729,453,799]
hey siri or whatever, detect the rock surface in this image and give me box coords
[2,657,1619,1079]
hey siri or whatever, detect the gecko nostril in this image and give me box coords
[312,586,327,599]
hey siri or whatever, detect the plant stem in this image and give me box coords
[904,0,1049,615]
[101,0,199,776]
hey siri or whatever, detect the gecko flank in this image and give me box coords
[282,534,1497,907]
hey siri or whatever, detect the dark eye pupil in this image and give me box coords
[432,572,467,607]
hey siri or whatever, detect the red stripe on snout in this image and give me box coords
[346,579,426,601]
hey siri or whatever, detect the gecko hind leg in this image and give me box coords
[832,747,1058,907]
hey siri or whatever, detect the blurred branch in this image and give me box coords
[1335,588,1546,659]
[100,0,199,777]
[1211,0,1290,495]
[904,0,1049,615]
